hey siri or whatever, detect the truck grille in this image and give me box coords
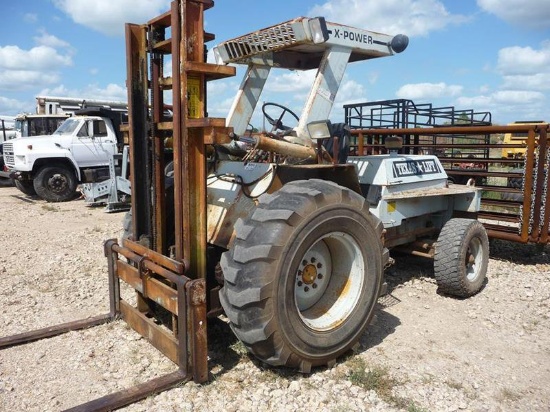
[3,142,14,167]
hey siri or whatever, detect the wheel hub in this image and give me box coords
[48,174,68,192]
[295,242,330,311]
[301,264,317,284]
[465,238,482,282]
[294,232,366,331]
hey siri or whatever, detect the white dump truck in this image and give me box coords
[3,107,126,202]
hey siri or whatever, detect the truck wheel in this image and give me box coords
[220,179,386,372]
[14,180,37,196]
[33,165,77,202]
[434,218,488,298]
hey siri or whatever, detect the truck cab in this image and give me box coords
[4,107,126,201]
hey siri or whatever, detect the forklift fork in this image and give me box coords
[0,237,207,411]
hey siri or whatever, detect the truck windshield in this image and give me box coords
[14,120,22,133]
[53,118,80,135]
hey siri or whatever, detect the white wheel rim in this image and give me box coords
[295,232,365,331]
[466,237,483,282]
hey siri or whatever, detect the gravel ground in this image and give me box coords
[0,183,549,412]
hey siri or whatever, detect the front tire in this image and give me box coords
[220,179,386,372]
[14,179,37,196]
[434,218,489,298]
[33,165,77,202]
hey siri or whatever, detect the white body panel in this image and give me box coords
[349,154,481,228]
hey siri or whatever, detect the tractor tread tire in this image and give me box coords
[434,218,489,298]
[220,179,387,372]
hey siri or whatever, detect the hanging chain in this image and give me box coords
[539,139,550,234]
[527,145,539,235]
[518,154,528,235]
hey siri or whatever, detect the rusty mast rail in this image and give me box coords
[1,1,227,411]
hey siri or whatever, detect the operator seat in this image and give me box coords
[322,122,351,164]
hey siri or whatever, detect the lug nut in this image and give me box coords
[297,281,303,287]
[311,257,316,263]
[312,283,317,289]
[304,286,309,292]
[317,262,322,268]
[318,274,323,279]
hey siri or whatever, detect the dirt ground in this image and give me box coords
[0,183,549,412]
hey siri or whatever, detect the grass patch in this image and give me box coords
[41,204,59,212]
[407,403,430,412]
[348,358,391,393]
[498,387,522,402]
[347,357,409,407]
[445,379,464,391]
[229,339,248,357]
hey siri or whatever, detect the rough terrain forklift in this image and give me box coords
[0,1,488,410]
[114,0,488,379]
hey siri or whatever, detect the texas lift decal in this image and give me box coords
[392,159,441,177]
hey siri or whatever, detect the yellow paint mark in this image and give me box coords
[187,77,201,119]
[387,201,396,213]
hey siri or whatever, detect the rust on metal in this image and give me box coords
[64,370,188,412]
[187,279,208,382]
[0,314,113,349]
[255,134,317,159]
[1,2,231,410]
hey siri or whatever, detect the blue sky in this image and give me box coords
[0,0,549,128]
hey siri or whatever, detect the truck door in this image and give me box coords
[71,119,117,167]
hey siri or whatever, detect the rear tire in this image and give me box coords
[33,165,77,202]
[220,179,386,372]
[14,180,37,196]
[434,218,489,298]
[501,167,523,202]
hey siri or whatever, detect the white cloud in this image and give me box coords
[334,78,367,106]
[502,73,550,91]
[265,70,316,93]
[497,43,550,76]
[33,30,73,51]
[456,90,546,123]
[208,96,237,119]
[331,78,368,121]
[0,96,29,115]
[308,0,469,37]
[396,82,463,100]
[0,43,73,90]
[493,42,550,93]
[477,0,550,29]
[38,83,128,102]
[0,71,61,91]
[492,90,545,105]
[53,0,172,36]
[0,45,72,71]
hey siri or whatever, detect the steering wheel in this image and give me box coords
[262,102,299,133]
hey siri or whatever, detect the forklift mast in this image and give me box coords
[127,0,235,279]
